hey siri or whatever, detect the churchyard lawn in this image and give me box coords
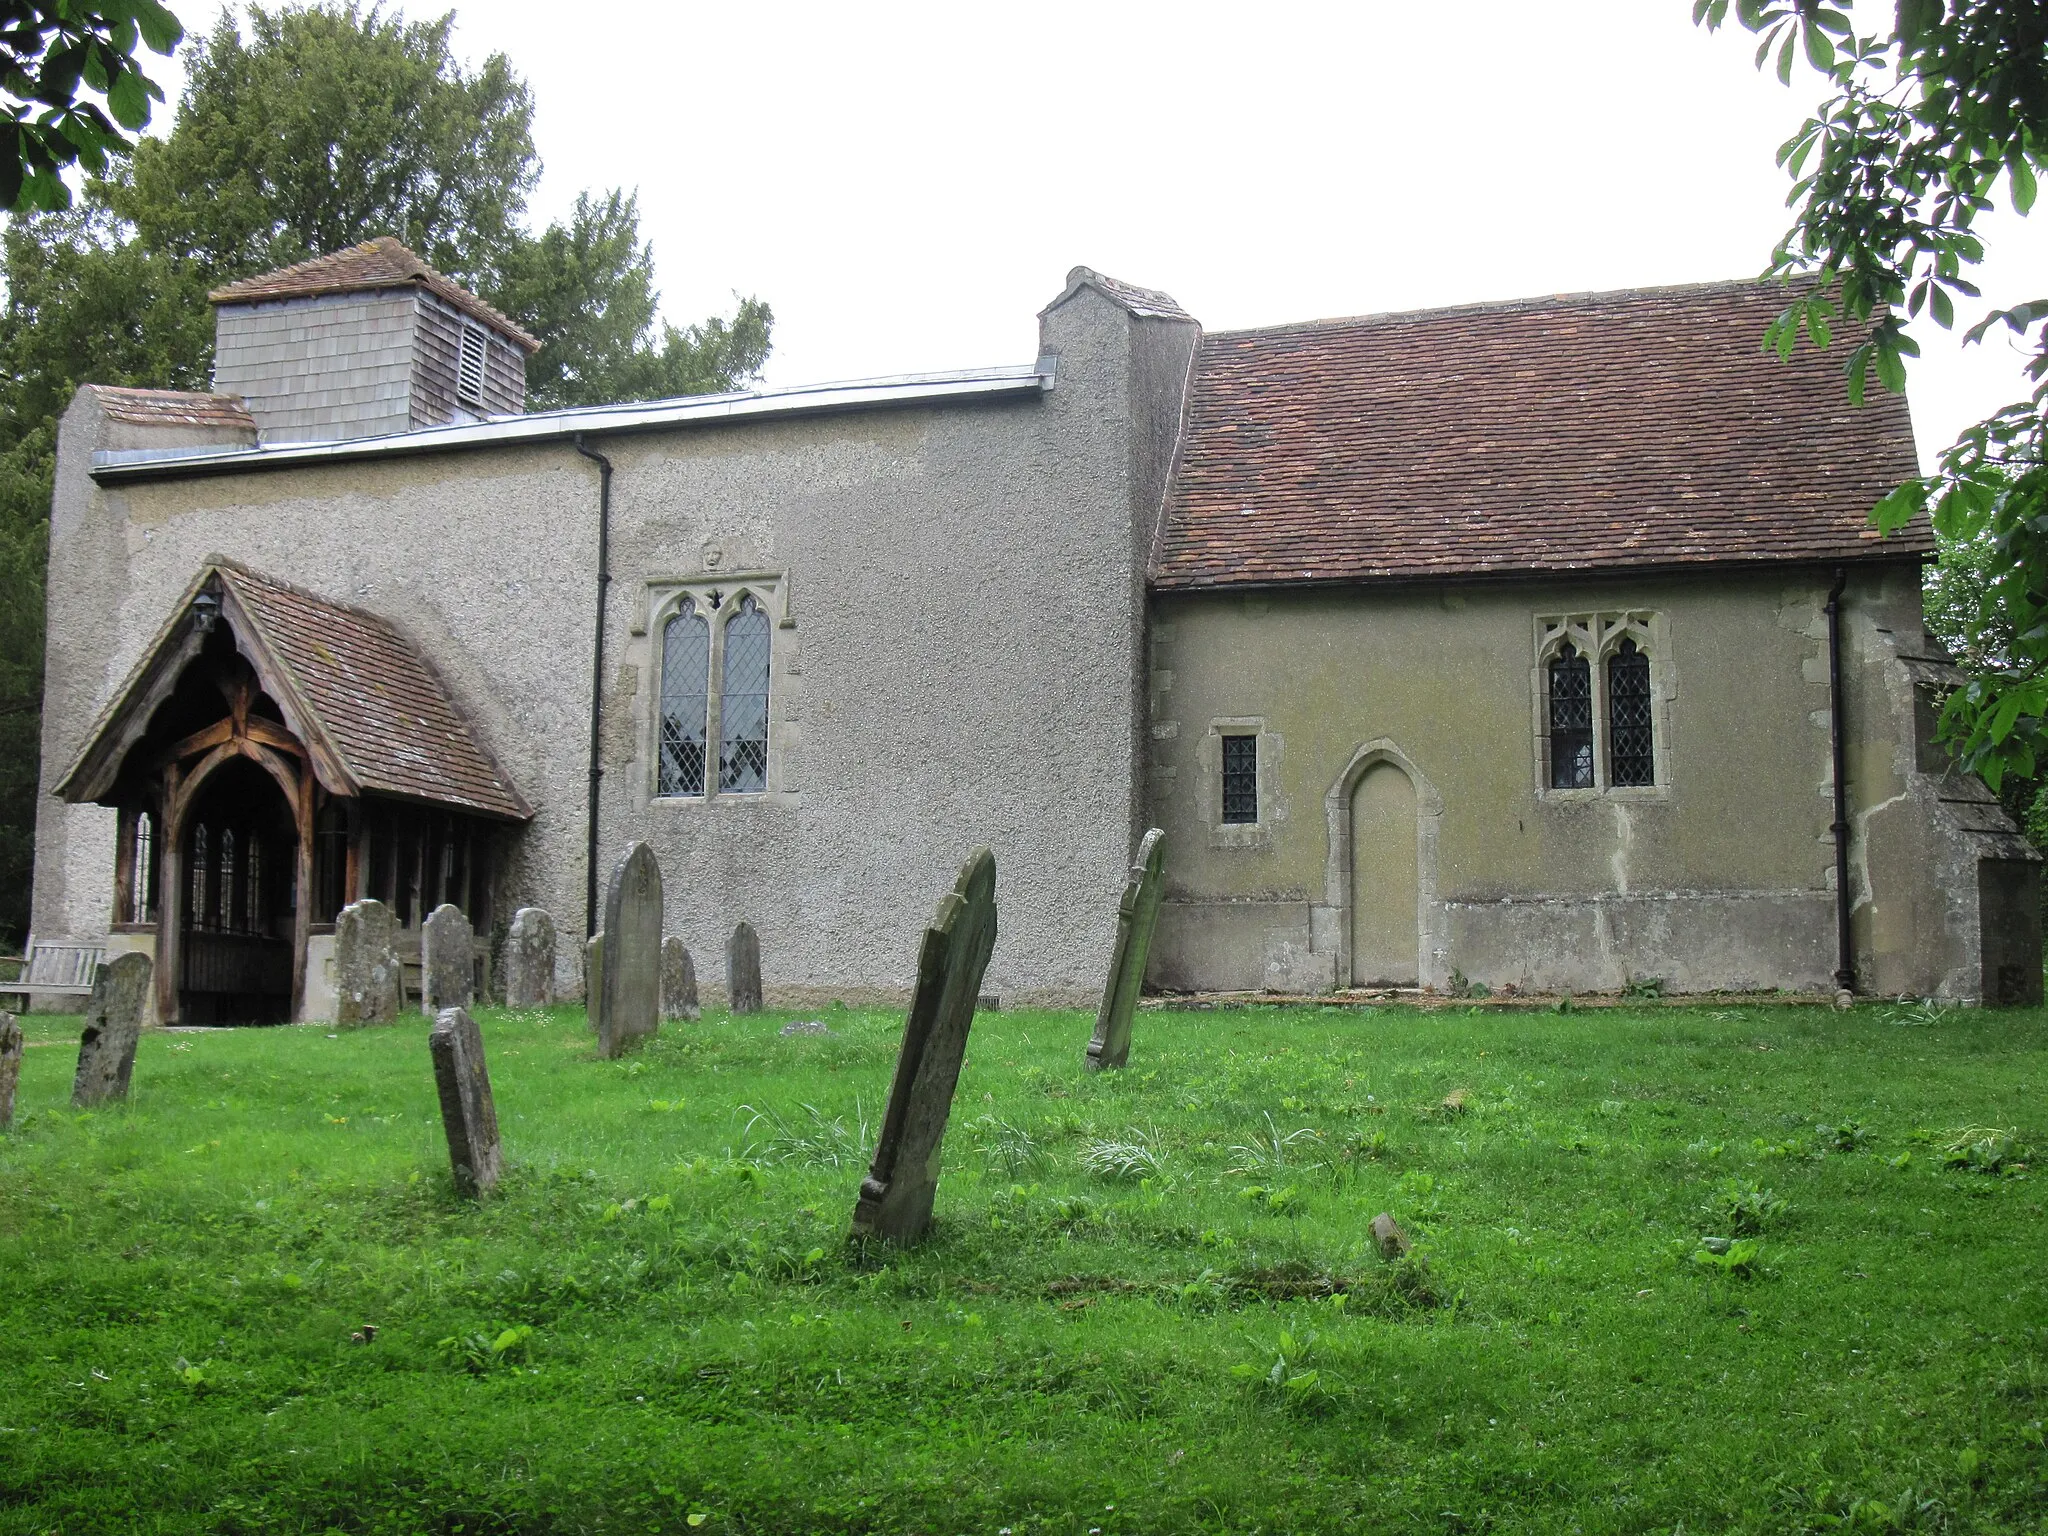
[1,1001,2044,1535]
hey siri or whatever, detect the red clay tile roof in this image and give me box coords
[88,386,255,431]
[211,561,530,819]
[207,237,540,353]
[1153,282,1929,589]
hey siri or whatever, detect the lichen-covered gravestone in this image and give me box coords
[71,952,152,1109]
[0,1012,21,1131]
[504,907,556,1008]
[336,898,402,1025]
[584,932,603,1030]
[1085,827,1168,1072]
[421,903,474,1014]
[596,843,663,1059]
[727,921,763,1015]
[429,1006,503,1197]
[851,846,998,1244]
[662,937,700,1021]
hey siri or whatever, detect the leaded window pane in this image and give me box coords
[1548,643,1594,789]
[1221,734,1258,824]
[220,828,238,931]
[659,601,711,796]
[720,595,771,794]
[191,824,209,928]
[1608,637,1654,787]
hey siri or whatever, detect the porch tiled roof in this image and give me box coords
[208,236,540,352]
[1154,281,1929,589]
[88,386,255,430]
[214,561,530,820]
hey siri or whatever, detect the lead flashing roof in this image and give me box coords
[1153,281,1929,589]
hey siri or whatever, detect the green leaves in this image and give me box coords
[0,2,183,212]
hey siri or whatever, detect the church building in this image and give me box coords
[28,239,2041,1022]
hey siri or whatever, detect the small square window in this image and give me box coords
[1221,734,1258,824]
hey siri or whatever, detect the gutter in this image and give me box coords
[89,364,1056,484]
[575,435,612,941]
[1825,565,1856,998]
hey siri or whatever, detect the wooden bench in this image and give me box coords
[0,938,106,1010]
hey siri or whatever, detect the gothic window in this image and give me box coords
[658,599,711,796]
[720,594,771,794]
[246,838,264,935]
[190,824,210,928]
[1548,643,1595,789]
[1221,734,1258,823]
[1607,637,1655,787]
[132,813,155,923]
[220,828,239,931]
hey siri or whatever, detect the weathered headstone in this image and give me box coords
[727,921,762,1015]
[0,1013,21,1131]
[662,937,700,1021]
[1085,827,1168,1072]
[851,847,998,1243]
[584,932,603,1030]
[335,898,402,1025]
[1370,1212,1411,1261]
[504,907,557,1008]
[596,842,663,1059]
[429,1006,503,1197]
[421,903,474,1015]
[71,952,152,1109]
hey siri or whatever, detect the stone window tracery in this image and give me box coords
[1534,612,1668,795]
[658,599,710,796]
[649,577,785,801]
[720,595,771,795]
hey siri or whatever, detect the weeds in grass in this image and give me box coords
[1228,1111,1326,1175]
[1930,1126,2032,1176]
[436,1325,535,1374]
[738,1100,870,1169]
[1078,1131,1167,1182]
[1705,1178,1788,1234]
[1692,1236,1763,1277]
[1885,998,1960,1028]
[1816,1119,1872,1153]
[1624,974,1667,1000]
[970,1113,1045,1176]
[1232,1328,1330,1411]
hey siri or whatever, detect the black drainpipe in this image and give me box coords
[575,434,613,939]
[1825,565,1856,996]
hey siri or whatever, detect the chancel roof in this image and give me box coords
[1153,281,1930,589]
[87,386,256,430]
[58,559,531,821]
[208,236,540,353]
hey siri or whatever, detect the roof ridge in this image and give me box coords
[208,554,402,638]
[207,236,540,352]
[1203,278,1801,341]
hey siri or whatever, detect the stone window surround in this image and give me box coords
[1530,610,1674,801]
[643,572,793,803]
[1199,717,1281,848]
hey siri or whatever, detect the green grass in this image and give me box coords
[2,999,2046,1535]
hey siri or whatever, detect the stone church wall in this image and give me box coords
[33,280,1196,1008]
[1147,564,2033,1000]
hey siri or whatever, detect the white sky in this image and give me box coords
[158,0,2047,472]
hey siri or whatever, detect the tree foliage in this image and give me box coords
[0,2,773,940]
[1696,0,2047,789]
[0,1,181,210]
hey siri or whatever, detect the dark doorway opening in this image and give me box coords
[179,755,297,1024]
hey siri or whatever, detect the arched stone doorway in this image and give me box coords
[1322,740,1446,992]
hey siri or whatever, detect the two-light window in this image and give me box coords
[1541,616,1662,792]
[657,590,773,797]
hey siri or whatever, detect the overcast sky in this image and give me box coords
[158,0,2048,472]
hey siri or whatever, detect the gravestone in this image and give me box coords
[596,842,663,1059]
[584,932,603,1030]
[71,952,152,1108]
[851,846,998,1244]
[429,1006,503,1197]
[1370,1212,1411,1261]
[0,1013,20,1131]
[335,898,402,1025]
[662,937,700,1021]
[504,907,556,1008]
[420,903,474,1014]
[1085,827,1168,1072]
[727,921,762,1015]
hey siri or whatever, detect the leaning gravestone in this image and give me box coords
[596,843,663,1059]
[1086,827,1168,1072]
[0,1012,21,1131]
[71,952,152,1109]
[421,903,474,1015]
[584,932,603,1030]
[429,1005,503,1197]
[662,937,700,1021]
[504,907,557,1008]
[336,898,402,1025]
[727,921,763,1015]
[851,846,998,1244]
